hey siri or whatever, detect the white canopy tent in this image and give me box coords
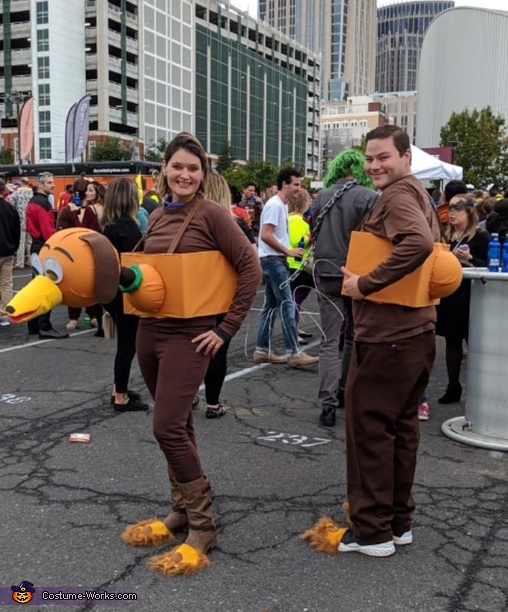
[410,145,463,181]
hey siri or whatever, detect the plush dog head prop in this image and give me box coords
[5,228,120,324]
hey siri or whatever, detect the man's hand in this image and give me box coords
[287,247,304,258]
[341,266,364,300]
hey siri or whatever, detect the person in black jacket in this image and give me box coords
[0,185,21,326]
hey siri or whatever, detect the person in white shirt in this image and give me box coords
[253,168,319,367]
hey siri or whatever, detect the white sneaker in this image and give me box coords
[0,315,10,327]
[393,530,413,546]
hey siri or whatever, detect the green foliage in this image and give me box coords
[90,138,131,162]
[439,106,508,187]
[145,137,169,163]
[215,140,234,173]
[0,147,15,164]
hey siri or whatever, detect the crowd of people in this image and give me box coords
[1,126,506,569]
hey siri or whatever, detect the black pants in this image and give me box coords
[204,314,231,405]
[27,241,52,334]
[104,291,139,393]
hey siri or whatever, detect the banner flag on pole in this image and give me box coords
[65,102,78,162]
[72,95,91,160]
[19,97,34,161]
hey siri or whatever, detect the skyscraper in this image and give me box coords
[259,0,376,102]
[376,1,454,94]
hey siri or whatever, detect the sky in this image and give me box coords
[231,0,507,19]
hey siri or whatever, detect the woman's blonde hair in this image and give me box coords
[155,132,209,199]
[445,194,479,242]
[101,177,138,228]
[288,192,309,215]
[203,173,232,215]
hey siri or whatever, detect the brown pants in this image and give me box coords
[345,331,435,542]
[136,322,211,483]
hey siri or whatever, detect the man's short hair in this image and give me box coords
[365,125,410,157]
[242,181,256,191]
[276,167,301,191]
[37,171,53,185]
[444,180,468,203]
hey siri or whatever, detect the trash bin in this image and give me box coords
[442,268,508,451]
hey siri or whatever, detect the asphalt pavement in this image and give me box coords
[0,268,507,612]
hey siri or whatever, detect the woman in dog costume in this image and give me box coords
[120,133,261,575]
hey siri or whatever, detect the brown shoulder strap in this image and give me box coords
[167,201,200,253]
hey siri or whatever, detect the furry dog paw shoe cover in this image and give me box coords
[121,519,175,546]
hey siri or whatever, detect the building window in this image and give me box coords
[37,29,49,52]
[39,137,52,159]
[38,83,50,106]
[38,56,50,79]
[39,111,51,133]
[37,1,49,25]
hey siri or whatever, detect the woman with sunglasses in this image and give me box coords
[435,194,489,404]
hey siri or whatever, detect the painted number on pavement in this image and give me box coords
[258,431,331,447]
[0,393,31,404]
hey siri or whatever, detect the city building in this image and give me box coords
[320,95,391,173]
[195,0,321,175]
[1,0,319,174]
[376,0,454,94]
[416,7,508,148]
[374,1,453,143]
[371,90,418,143]
[259,0,376,102]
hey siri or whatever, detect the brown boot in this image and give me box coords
[149,476,217,575]
[121,469,188,547]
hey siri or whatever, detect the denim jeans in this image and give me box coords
[256,257,298,355]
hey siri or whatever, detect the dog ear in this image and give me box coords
[79,233,120,304]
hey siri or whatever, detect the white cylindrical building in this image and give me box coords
[416,7,508,148]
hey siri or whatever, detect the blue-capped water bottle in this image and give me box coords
[502,238,508,273]
[487,233,501,272]
[295,236,305,262]
[73,192,82,207]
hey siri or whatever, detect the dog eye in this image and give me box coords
[43,258,64,283]
[30,254,43,276]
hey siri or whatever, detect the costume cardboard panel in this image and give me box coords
[122,250,238,318]
[342,232,461,307]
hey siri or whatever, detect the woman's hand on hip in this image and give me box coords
[192,330,224,356]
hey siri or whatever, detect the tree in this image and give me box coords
[244,158,280,191]
[145,137,169,162]
[0,147,15,164]
[215,140,234,173]
[90,138,131,162]
[439,106,508,187]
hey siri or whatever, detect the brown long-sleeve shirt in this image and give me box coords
[354,174,442,342]
[141,194,262,337]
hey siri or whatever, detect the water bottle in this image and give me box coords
[73,192,82,207]
[487,233,501,272]
[502,239,508,273]
[295,237,305,262]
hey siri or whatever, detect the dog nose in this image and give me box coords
[5,305,14,314]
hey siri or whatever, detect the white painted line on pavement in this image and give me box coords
[0,329,95,353]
